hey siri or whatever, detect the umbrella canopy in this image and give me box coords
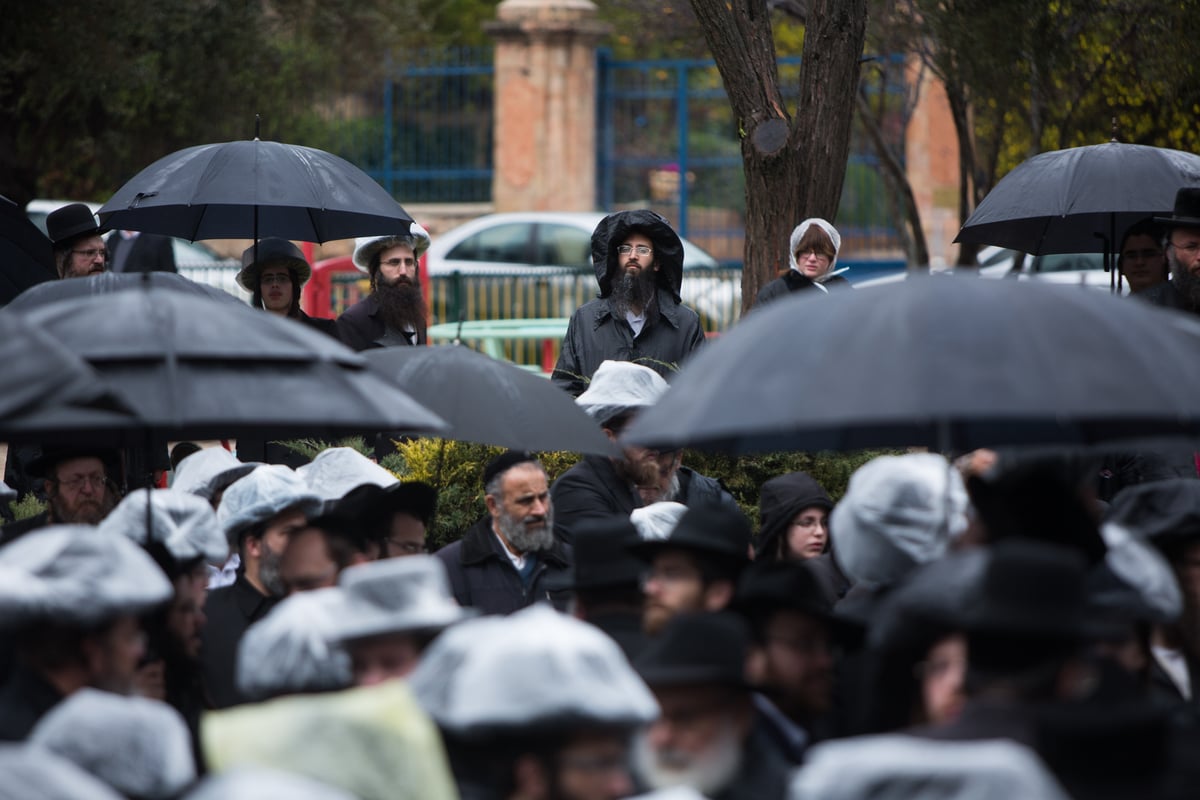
[365,344,616,456]
[625,275,1200,454]
[7,271,241,312]
[2,285,446,441]
[954,142,1200,255]
[97,139,413,243]
[0,195,55,305]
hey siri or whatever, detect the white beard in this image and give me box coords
[632,721,744,796]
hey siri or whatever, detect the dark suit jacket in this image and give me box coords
[108,232,177,274]
[199,572,278,709]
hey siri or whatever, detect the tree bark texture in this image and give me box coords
[689,0,868,311]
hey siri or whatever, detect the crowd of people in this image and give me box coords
[0,193,1198,798]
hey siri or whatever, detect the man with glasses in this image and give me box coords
[1,447,121,544]
[553,209,706,396]
[1148,187,1200,313]
[337,222,432,350]
[45,203,107,279]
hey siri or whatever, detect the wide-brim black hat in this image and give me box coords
[733,559,834,621]
[236,237,312,292]
[627,505,751,565]
[1154,187,1200,230]
[323,481,438,530]
[634,611,751,689]
[565,516,645,591]
[27,446,120,479]
[46,203,100,246]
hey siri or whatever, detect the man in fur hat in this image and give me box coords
[337,222,432,350]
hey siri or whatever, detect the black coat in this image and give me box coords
[0,662,63,741]
[676,466,741,516]
[0,511,49,547]
[1139,280,1193,313]
[434,516,571,616]
[755,270,851,310]
[550,455,642,544]
[199,572,278,709]
[296,309,341,341]
[335,295,427,351]
[107,231,177,274]
[712,724,793,800]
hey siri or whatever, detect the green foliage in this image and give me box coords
[275,436,373,461]
[9,493,46,522]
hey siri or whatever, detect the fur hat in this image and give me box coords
[352,222,431,274]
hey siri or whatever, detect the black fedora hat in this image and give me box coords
[567,515,645,591]
[45,203,100,246]
[237,237,312,292]
[634,612,751,689]
[27,446,120,479]
[627,505,751,564]
[1106,478,1200,551]
[323,480,438,530]
[1154,187,1200,230]
[733,559,834,621]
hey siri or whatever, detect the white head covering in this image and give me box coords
[237,587,353,701]
[409,604,659,736]
[29,689,196,800]
[172,447,260,500]
[352,222,432,274]
[830,453,968,586]
[0,525,172,628]
[0,745,124,800]
[296,447,398,504]
[631,501,688,541]
[788,218,846,284]
[101,489,228,567]
[575,360,670,426]
[217,465,323,548]
[183,769,356,800]
[327,556,474,643]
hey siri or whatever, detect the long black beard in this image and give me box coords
[1169,252,1200,310]
[373,278,428,334]
[610,266,659,318]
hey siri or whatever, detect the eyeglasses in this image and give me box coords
[260,273,292,285]
[1169,241,1200,256]
[1121,249,1162,260]
[52,474,110,492]
[617,244,653,257]
[381,257,417,269]
[796,248,832,259]
[72,248,108,261]
[386,539,427,556]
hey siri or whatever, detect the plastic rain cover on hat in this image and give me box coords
[236,587,352,701]
[101,489,228,567]
[29,689,195,800]
[217,465,323,546]
[830,453,969,586]
[329,555,474,643]
[409,604,659,736]
[184,768,356,800]
[171,447,260,500]
[789,735,1070,800]
[202,681,456,800]
[0,745,123,800]
[575,361,670,425]
[631,502,688,542]
[0,525,172,628]
[296,447,398,504]
[1094,521,1182,623]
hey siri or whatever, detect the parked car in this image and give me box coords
[855,247,1121,293]
[423,211,742,331]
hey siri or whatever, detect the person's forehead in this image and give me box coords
[501,463,547,493]
[72,234,105,251]
[652,548,699,571]
[621,231,653,246]
[1172,227,1200,242]
[654,683,727,710]
[381,243,416,259]
[765,608,826,636]
[1122,234,1159,249]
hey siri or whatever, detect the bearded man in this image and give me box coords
[553,210,706,397]
[1145,188,1200,314]
[435,451,571,615]
[0,448,121,545]
[336,222,432,350]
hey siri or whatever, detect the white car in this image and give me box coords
[423,211,741,330]
[855,247,1122,293]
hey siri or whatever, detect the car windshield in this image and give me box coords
[1032,253,1106,273]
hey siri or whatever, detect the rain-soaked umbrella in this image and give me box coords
[3,284,445,442]
[365,345,616,456]
[625,275,1200,455]
[6,270,242,312]
[0,195,55,305]
[97,137,414,243]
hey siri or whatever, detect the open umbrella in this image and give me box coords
[365,345,615,456]
[0,195,56,305]
[954,141,1200,256]
[97,138,413,243]
[3,285,445,442]
[625,275,1200,454]
[6,270,241,312]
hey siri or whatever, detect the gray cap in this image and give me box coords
[184,768,356,800]
[575,360,670,425]
[217,465,323,547]
[0,525,172,628]
[830,453,968,586]
[172,447,260,500]
[328,556,474,643]
[29,689,195,800]
[296,447,398,505]
[236,587,353,701]
[100,488,228,567]
[0,745,123,800]
[409,604,659,736]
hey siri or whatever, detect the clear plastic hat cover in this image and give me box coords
[575,360,670,423]
[237,587,352,701]
[183,767,356,800]
[296,447,398,503]
[101,488,228,566]
[0,744,125,800]
[217,465,322,544]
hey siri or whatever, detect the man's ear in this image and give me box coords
[512,753,550,800]
[484,493,499,517]
[601,426,619,443]
[43,479,55,497]
[702,579,734,612]
[243,535,263,561]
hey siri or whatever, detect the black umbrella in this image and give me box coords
[365,344,615,456]
[954,141,1200,255]
[3,285,446,441]
[625,275,1200,454]
[97,138,414,243]
[6,270,242,313]
[0,195,56,305]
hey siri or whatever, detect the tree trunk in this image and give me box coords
[689,0,868,311]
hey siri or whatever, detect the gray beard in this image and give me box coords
[1168,251,1200,309]
[496,507,555,554]
[610,267,659,318]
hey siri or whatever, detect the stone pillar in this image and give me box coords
[905,59,960,268]
[486,0,610,213]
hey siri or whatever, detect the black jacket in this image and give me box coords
[434,517,571,615]
[0,662,63,741]
[755,270,851,310]
[296,309,341,341]
[1139,280,1193,313]
[0,511,49,547]
[676,466,741,515]
[550,455,642,544]
[335,295,427,351]
[712,724,793,800]
[199,572,278,709]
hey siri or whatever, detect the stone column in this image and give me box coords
[486,0,610,213]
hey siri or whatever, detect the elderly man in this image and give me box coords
[1,447,121,544]
[201,465,322,708]
[434,450,571,615]
[46,203,106,279]
[337,222,432,350]
[1146,187,1200,313]
[0,526,173,740]
[552,209,705,396]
